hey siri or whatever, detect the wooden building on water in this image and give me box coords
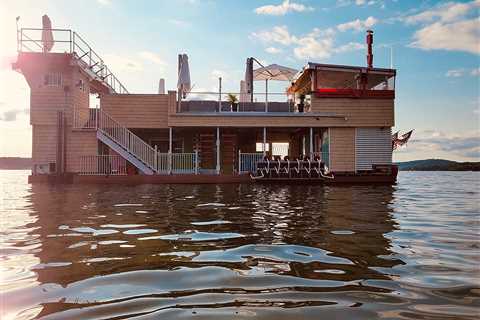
[13,25,397,184]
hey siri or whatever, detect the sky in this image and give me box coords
[0,0,479,162]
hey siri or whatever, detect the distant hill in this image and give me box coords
[0,157,32,170]
[397,159,480,171]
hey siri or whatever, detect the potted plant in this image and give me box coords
[227,93,239,112]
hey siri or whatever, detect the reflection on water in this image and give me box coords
[1,170,479,319]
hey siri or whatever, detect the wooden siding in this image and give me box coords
[168,97,393,128]
[169,113,352,128]
[310,97,394,127]
[330,127,356,172]
[32,125,57,165]
[66,129,98,172]
[101,93,171,128]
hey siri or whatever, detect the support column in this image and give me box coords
[263,127,267,156]
[310,127,314,156]
[168,127,172,174]
[216,127,221,174]
[265,79,268,112]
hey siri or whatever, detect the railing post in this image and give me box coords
[238,149,242,174]
[310,127,313,157]
[216,127,220,175]
[154,145,158,173]
[194,150,198,175]
[95,107,99,130]
[263,127,267,156]
[218,77,222,113]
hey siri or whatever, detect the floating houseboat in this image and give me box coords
[14,23,398,184]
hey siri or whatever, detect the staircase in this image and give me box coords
[96,109,157,175]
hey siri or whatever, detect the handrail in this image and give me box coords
[97,109,157,171]
[18,27,128,94]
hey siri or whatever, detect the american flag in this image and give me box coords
[392,130,413,150]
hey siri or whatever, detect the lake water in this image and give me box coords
[1,170,479,319]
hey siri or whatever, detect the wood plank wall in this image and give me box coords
[66,130,98,172]
[101,93,172,128]
[32,125,57,164]
[310,97,394,127]
[329,127,356,172]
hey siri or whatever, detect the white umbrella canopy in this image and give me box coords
[177,54,191,98]
[253,64,298,81]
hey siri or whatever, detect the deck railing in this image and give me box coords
[79,155,127,175]
[179,91,294,113]
[172,152,198,174]
[238,152,264,174]
[18,27,128,94]
[97,109,157,172]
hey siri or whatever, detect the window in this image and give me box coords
[256,142,269,152]
[77,79,86,92]
[44,73,62,87]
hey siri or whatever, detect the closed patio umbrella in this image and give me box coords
[177,54,191,98]
[239,80,248,103]
[244,57,253,102]
[41,14,54,52]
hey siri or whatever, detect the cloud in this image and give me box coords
[404,130,480,160]
[265,47,282,54]
[405,1,480,55]
[138,51,166,66]
[104,54,143,72]
[445,67,480,77]
[404,1,478,25]
[410,18,480,55]
[211,69,227,80]
[251,25,362,60]
[0,109,29,122]
[97,0,111,5]
[254,0,313,16]
[337,0,383,8]
[168,19,190,27]
[337,16,377,32]
[335,42,365,53]
[445,68,465,77]
[251,25,297,45]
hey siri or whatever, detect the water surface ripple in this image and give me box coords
[1,170,479,319]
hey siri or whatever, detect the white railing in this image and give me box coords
[18,28,128,94]
[97,109,157,172]
[155,153,169,173]
[79,155,127,175]
[172,152,198,174]
[238,152,264,174]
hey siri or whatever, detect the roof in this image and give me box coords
[289,62,397,93]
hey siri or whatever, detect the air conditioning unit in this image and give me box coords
[34,162,56,175]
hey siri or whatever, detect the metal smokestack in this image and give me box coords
[366,30,373,68]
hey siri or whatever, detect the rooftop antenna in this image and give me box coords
[387,45,394,69]
[16,16,20,52]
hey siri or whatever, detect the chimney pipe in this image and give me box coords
[366,30,373,68]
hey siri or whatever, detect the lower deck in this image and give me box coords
[28,166,398,185]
